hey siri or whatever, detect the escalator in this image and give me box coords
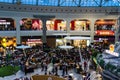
[96,49,120,80]
[101,70,120,80]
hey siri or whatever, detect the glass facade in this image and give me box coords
[0,0,119,7]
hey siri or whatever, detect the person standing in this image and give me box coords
[84,60,87,73]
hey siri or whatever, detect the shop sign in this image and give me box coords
[109,44,114,52]
[105,50,119,57]
[95,30,114,36]
[27,39,42,44]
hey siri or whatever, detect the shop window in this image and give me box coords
[95,19,116,31]
[20,18,42,30]
[21,36,42,47]
[73,40,90,48]
[56,38,66,47]
[70,19,90,31]
[0,37,16,48]
[0,18,16,31]
[46,19,66,31]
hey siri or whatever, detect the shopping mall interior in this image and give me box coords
[0,0,120,80]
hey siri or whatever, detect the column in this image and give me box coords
[115,17,120,42]
[33,15,55,44]
[42,19,47,43]
[64,18,72,44]
[65,18,71,33]
[90,19,96,43]
[15,17,21,45]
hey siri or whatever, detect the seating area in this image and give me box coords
[0,44,103,80]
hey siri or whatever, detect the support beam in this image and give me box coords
[99,0,103,7]
[78,0,81,7]
[36,0,38,6]
[93,0,100,6]
[58,0,60,6]
[12,0,15,4]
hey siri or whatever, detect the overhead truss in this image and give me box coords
[1,0,120,7]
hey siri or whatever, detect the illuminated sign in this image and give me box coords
[109,44,114,52]
[27,39,42,44]
[95,30,114,36]
[105,50,119,57]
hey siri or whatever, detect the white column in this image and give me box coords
[90,19,96,43]
[64,18,71,34]
[64,18,72,44]
[15,17,21,45]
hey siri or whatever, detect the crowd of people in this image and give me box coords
[0,44,103,80]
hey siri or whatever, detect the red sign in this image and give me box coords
[95,30,114,36]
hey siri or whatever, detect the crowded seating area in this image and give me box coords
[0,43,104,80]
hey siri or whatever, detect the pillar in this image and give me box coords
[15,17,21,45]
[42,19,47,43]
[90,19,96,43]
[64,18,71,33]
[115,17,120,42]
[64,18,72,44]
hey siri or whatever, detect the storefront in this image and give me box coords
[56,38,66,47]
[21,36,42,46]
[72,39,90,48]
[0,18,15,31]
[46,19,66,31]
[0,37,16,56]
[94,19,116,46]
[70,19,90,31]
[0,37,16,48]
[63,36,91,48]
[20,18,42,30]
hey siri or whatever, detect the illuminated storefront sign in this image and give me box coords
[27,39,42,44]
[109,44,114,52]
[95,30,114,36]
[105,50,119,57]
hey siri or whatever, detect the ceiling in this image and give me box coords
[0,0,120,7]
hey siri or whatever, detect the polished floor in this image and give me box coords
[0,68,83,80]
[0,60,102,80]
